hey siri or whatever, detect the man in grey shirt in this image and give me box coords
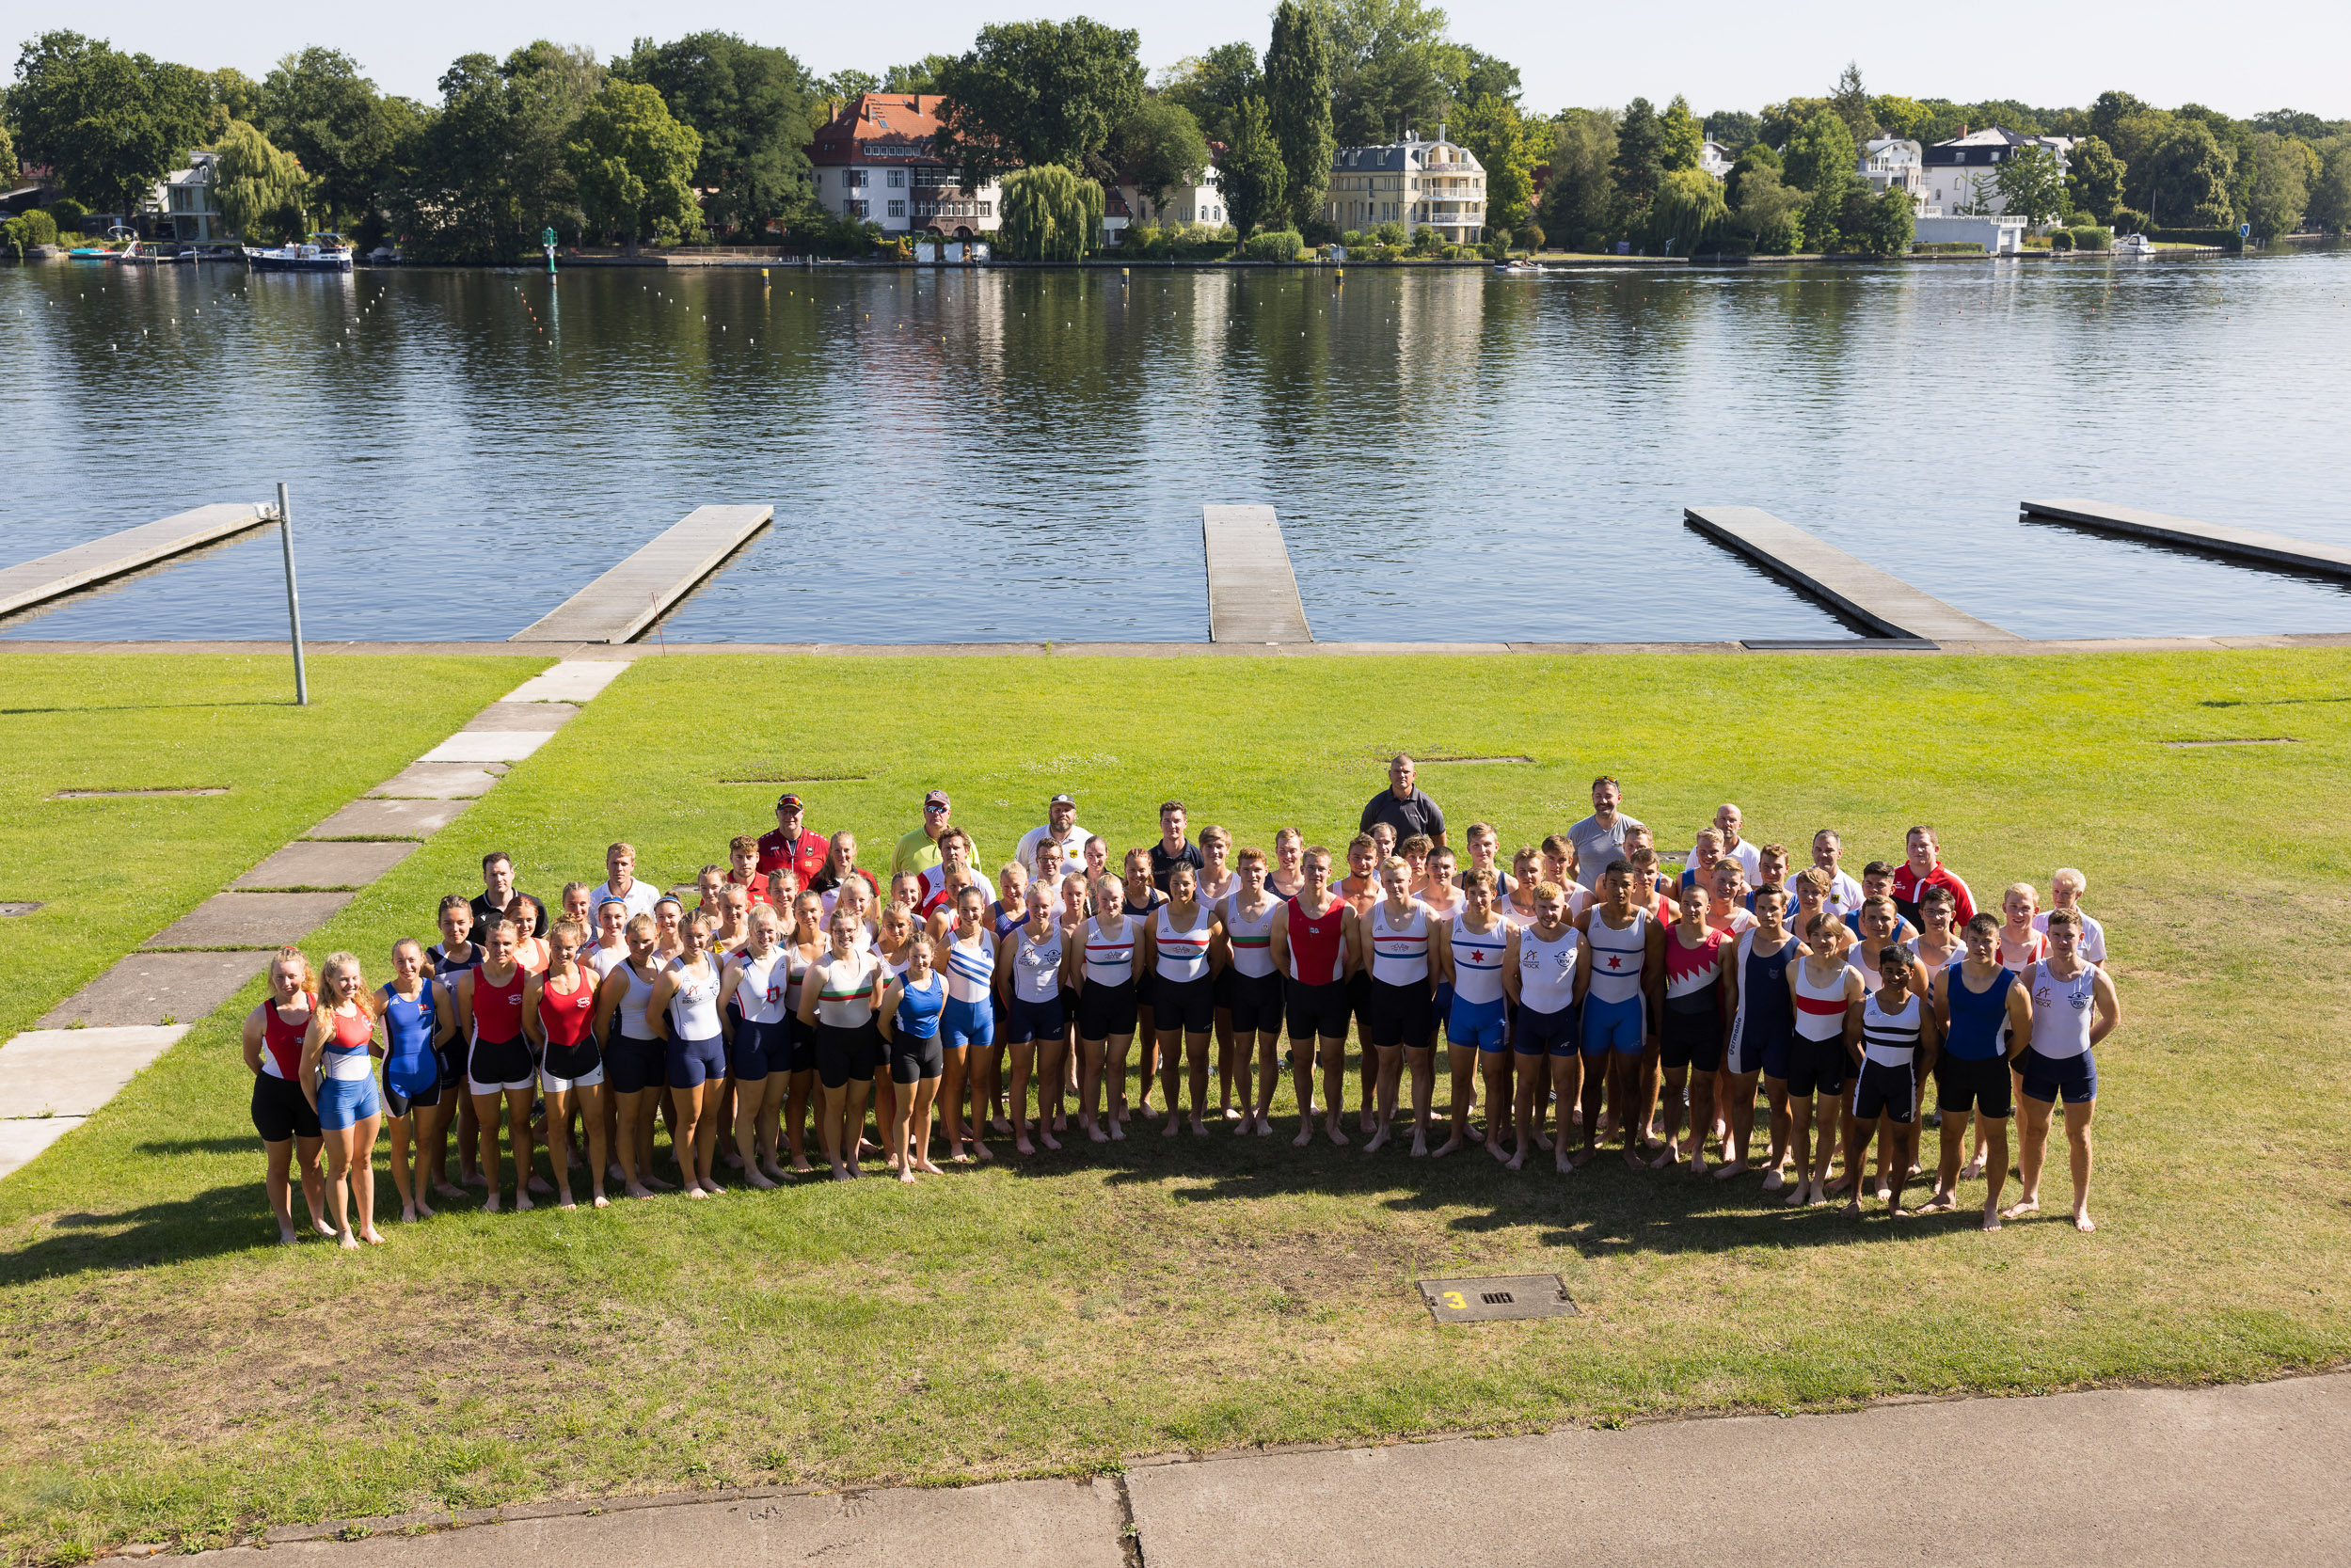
[1567,775,1644,893]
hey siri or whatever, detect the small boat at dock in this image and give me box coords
[245,233,354,273]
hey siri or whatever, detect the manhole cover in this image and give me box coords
[1418,1275,1578,1323]
[2161,737,2295,748]
[0,901,43,917]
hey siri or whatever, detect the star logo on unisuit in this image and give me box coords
[1605,956,1623,969]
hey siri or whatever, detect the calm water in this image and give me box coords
[5,248,2350,642]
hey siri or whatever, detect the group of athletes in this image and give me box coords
[244,759,2121,1249]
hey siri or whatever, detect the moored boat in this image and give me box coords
[245,232,355,273]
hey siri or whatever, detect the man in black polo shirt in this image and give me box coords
[1149,800,1204,892]
[469,850,529,931]
[1361,754,1445,847]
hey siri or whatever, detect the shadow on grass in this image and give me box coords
[0,702,291,716]
[0,1181,288,1283]
[130,1136,258,1156]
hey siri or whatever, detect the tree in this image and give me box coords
[2251,109,2326,140]
[1264,0,1335,232]
[1612,97,1663,231]
[1870,95,1931,142]
[1650,166,1724,251]
[1858,183,1914,252]
[1992,143,2066,226]
[208,68,263,137]
[2141,120,2233,226]
[566,79,702,250]
[933,18,1145,185]
[1733,166,1804,252]
[1658,94,1702,173]
[1830,61,1878,144]
[1156,42,1259,149]
[1455,93,1532,236]
[2310,139,2351,233]
[1725,141,1778,208]
[9,31,211,217]
[1106,97,1208,221]
[820,70,879,104]
[1781,109,1855,245]
[883,55,952,93]
[2088,90,2149,148]
[501,43,606,246]
[2243,132,2313,239]
[2067,135,2127,222]
[260,49,399,234]
[1218,95,1287,238]
[0,123,13,180]
[614,33,816,236]
[1703,109,1759,153]
[1461,50,1518,106]
[1758,96,1830,150]
[1326,0,1466,147]
[997,163,1103,258]
[1542,108,1617,248]
[212,119,305,243]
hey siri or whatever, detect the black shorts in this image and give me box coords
[606,1033,668,1096]
[1213,965,1236,1010]
[434,1039,467,1094]
[1154,973,1215,1033]
[890,1034,945,1084]
[1077,978,1137,1040]
[1515,1002,1580,1057]
[786,1016,819,1075]
[1363,977,1434,1050]
[1852,1058,1917,1124]
[815,1020,882,1090]
[1933,1053,2012,1118]
[1285,977,1350,1043]
[1227,971,1283,1035]
[1660,1004,1724,1074]
[1785,1033,1850,1098]
[250,1073,320,1143]
[382,1068,441,1118]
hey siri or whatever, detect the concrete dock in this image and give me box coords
[510,505,773,643]
[2023,499,2351,578]
[0,503,270,619]
[1202,505,1311,643]
[1684,505,2018,642]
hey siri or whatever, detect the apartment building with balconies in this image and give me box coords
[1324,127,1485,243]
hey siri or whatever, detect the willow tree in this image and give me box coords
[1652,166,1726,252]
[998,164,1104,260]
[213,119,307,243]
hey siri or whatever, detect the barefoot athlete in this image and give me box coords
[1842,944,1940,1218]
[1574,862,1661,1169]
[1272,845,1358,1148]
[1930,913,2033,1228]
[1076,875,1141,1143]
[939,884,998,1163]
[1506,879,1580,1174]
[1434,870,1514,1163]
[718,907,790,1191]
[1784,914,1863,1208]
[798,908,889,1180]
[1222,847,1285,1136]
[301,952,385,1249]
[1195,826,1242,1119]
[523,920,608,1210]
[1356,854,1433,1156]
[1340,832,1383,1133]
[1717,885,1796,1186]
[877,930,946,1181]
[379,939,454,1224]
[2004,911,2121,1232]
[997,879,1067,1152]
[454,920,537,1214]
[1656,882,1729,1173]
[593,915,669,1197]
[1147,863,1222,1138]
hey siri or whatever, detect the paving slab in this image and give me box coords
[461,702,580,733]
[0,1026,188,1118]
[1202,504,1312,643]
[143,892,355,949]
[1126,1373,2351,1568]
[1685,504,2019,641]
[39,949,273,1027]
[368,762,505,800]
[504,661,632,704]
[192,1477,1126,1567]
[0,503,269,618]
[0,1115,82,1180]
[233,840,416,890]
[510,505,774,644]
[420,731,554,765]
[2025,498,2351,578]
[305,797,475,839]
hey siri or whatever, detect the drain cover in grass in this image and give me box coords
[1418,1275,1578,1323]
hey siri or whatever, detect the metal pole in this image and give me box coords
[277,483,308,705]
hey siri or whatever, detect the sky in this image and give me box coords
[36,0,2351,121]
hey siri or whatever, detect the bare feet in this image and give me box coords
[625,1182,655,1199]
[682,1184,707,1200]
[2073,1208,2096,1233]
[592,1193,611,1210]
[1782,1180,1808,1208]
[339,1230,359,1250]
[1760,1167,1785,1192]
[527,1174,554,1196]
[745,1170,778,1190]
[277,1226,300,1245]
[1326,1120,1350,1147]
[1504,1146,1526,1172]
[1534,1132,1555,1153]
[644,1173,676,1192]
[1648,1144,1678,1170]
[1620,1146,1644,1171]
[1162,1117,1180,1139]
[1293,1124,1315,1148]
[557,1191,578,1211]
[1108,1119,1126,1142]
[916,1158,944,1175]
[1958,1156,1986,1181]
[1691,1152,1709,1176]
[359,1227,385,1245]
[1410,1130,1430,1158]
[1365,1126,1390,1153]
[1841,1196,1863,1216]
[1489,1136,1512,1165]
[1191,1116,1207,1136]
[433,1180,468,1201]
[899,1165,917,1183]
[1255,1119,1274,1136]
[1016,1135,1036,1156]
[1981,1203,2002,1232]
[312,1215,339,1237]
[1569,1148,1596,1169]
[1433,1132,1464,1158]
[1088,1120,1110,1145]
[2001,1196,2040,1220]
[973,1141,994,1162]
[483,1194,501,1214]
[1926,1189,1957,1212]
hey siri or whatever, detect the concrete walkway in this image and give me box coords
[0,659,631,1180]
[176,1372,2348,1566]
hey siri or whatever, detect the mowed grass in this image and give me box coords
[4,649,2349,1563]
[0,654,547,1041]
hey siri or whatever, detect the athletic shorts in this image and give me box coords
[382,1064,440,1118]
[666,1034,724,1089]
[1660,1004,1724,1074]
[250,1073,321,1143]
[316,1073,380,1131]
[726,1018,786,1084]
[891,1035,945,1084]
[787,1016,818,1075]
[1449,994,1508,1053]
[815,1021,881,1090]
[1724,1009,1789,1079]
[1077,978,1137,1040]
[1515,1002,1579,1058]
[1284,977,1350,1043]
[2019,1047,2096,1106]
[1363,977,1434,1050]
[606,1033,667,1096]
[1347,971,1371,1030]
[1001,992,1066,1045]
[1581,994,1644,1057]
[1228,971,1283,1036]
[539,1059,606,1094]
[1213,965,1236,1010]
[1933,1053,2012,1117]
[1784,1032,1850,1098]
[468,1033,534,1095]
[1852,1058,1916,1123]
[942,996,995,1050]
[1154,973,1215,1034]
[434,1039,467,1094]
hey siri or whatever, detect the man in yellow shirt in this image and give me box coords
[892,789,979,879]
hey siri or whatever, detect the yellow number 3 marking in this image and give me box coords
[1442,1291,1467,1310]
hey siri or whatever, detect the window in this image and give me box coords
[850,199,869,217]
[888,199,905,217]
[979,202,992,216]
[846,169,868,188]
[887,169,905,188]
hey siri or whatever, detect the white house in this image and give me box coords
[151,151,227,242]
[1324,127,1485,243]
[1858,136,1928,212]
[806,93,1002,238]
[1699,140,1734,182]
[1120,166,1227,233]
[1921,127,2071,219]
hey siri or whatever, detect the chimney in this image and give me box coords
[1438,122,1447,143]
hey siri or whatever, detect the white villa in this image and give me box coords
[1324,128,1486,243]
[1921,127,2072,218]
[1859,136,1928,212]
[151,151,228,242]
[1699,140,1734,181]
[806,93,1003,239]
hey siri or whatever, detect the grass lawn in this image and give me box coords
[0,654,548,1043]
[3,648,2348,1563]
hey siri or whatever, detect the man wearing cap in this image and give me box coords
[1015,794,1088,879]
[756,794,828,888]
[893,790,977,879]
[1361,754,1446,848]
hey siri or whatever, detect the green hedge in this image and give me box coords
[2147,228,2241,249]
[2071,226,2111,251]
[1914,241,1986,254]
[1241,229,1303,262]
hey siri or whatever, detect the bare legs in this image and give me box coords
[1713,1068,1761,1180]
[668,1077,722,1196]
[1434,1036,1479,1156]
[386,1109,436,1222]
[1406,1043,1437,1156]
[1549,1053,1582,1173]
[546,1085,612,1208]
[939,1045,976,1163]
[1242,1030,1280,1135]
[2006,1095,2095,1231]
[472,1088,536,1212]
[818,1075,870,1180]
[1783,1089,1838,1207]
[892,1070,943,1180]
[1482,1049,1515,1164]
[783,1068,817,1172]
[1079,1032,1130,1143]
[1158,1029,1212,1136]
[728,1074,784,1189]
[1367,1043,1403,1152]
[1936,1101,2010,1228]
[320,1112,383,1248]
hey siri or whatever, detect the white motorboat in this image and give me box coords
[2112,233,2153,257]
[245,233,354,273]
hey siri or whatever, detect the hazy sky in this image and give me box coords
[39,0,2351,120]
